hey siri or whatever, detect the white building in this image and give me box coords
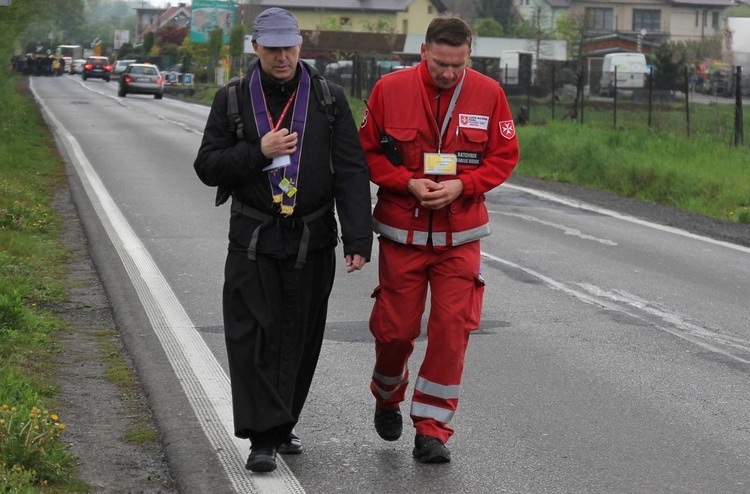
[726,17,750,72]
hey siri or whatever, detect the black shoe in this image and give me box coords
[412,435,451,464]
[277,431,302,455]
[246,445,277,473]
[374,405,402,441]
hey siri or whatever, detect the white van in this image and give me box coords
[599,53,648,96]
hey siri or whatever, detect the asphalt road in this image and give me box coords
[31,75,750,494]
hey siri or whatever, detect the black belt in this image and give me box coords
[231,199,332,269]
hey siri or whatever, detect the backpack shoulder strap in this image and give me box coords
[225,76,244,140]
[309,72,338,174]
[225,59,260,141]
[311,72,337,127]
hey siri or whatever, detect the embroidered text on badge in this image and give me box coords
[458,114,489,130]
[456,151,482,166]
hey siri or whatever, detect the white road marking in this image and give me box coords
[481,251,750,365]
[491,210,618,246]
[503,183,750,255]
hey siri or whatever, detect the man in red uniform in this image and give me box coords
[360,15,519,463]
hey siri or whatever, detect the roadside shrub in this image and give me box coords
[0,287,28,337]
[0,201,52,233]
[731,206,750,224]
[0,374,74,487]
[0,463,38,493]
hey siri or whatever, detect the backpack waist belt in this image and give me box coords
[231,198,332,269]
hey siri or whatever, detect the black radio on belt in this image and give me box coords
[364,100,402,165]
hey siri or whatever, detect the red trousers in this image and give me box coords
[369,238,483,443]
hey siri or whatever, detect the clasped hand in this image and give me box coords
[407,178,464,210]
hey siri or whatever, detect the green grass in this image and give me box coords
[0,66,167,491]
[95,329,161,447]
[183,84,221,105]
[516,121,750,223]
[0,73,78,491]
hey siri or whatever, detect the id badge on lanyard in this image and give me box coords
[423,70,464,176]
[424,152,458,175]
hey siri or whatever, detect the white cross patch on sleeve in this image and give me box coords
[499,120,516,139]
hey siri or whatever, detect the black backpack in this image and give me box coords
[216,61,338,206]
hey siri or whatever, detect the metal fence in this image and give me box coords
[502,62,747,147]
[339,56,747,148]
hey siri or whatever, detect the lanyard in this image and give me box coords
[266,89,297,132]
[249,66,311,215]
[437,70,465,153]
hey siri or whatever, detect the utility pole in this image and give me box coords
[247,0,262,28]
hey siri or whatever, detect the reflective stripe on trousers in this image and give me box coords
[410,376,461,423]
[373,218,490,247]
[372,368,409,400]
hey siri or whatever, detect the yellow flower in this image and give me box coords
[50,414,59,422]
[1,404,7,410]
[0,419,5,426]
[58,423,66,431]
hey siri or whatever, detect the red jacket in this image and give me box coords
[360,62,519,248]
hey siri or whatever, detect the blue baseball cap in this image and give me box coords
[252,8,303,47]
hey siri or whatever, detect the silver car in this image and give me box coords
[117,63,163,99]
[112,59,136,76]
[68,59,86,74]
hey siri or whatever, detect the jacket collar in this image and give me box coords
[259,62,301,96]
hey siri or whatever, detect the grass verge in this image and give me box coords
[94,330,160,445]
[515,121,750,224]
[0,71,159,492]
[0,71,77,491]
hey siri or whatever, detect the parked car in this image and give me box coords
[112,59,136,76]
[82,56,112,82]
[68,58,86,75]
[117,63,163,99]
[323,60,352,85]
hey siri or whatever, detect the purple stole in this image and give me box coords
[249,64,311,216]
